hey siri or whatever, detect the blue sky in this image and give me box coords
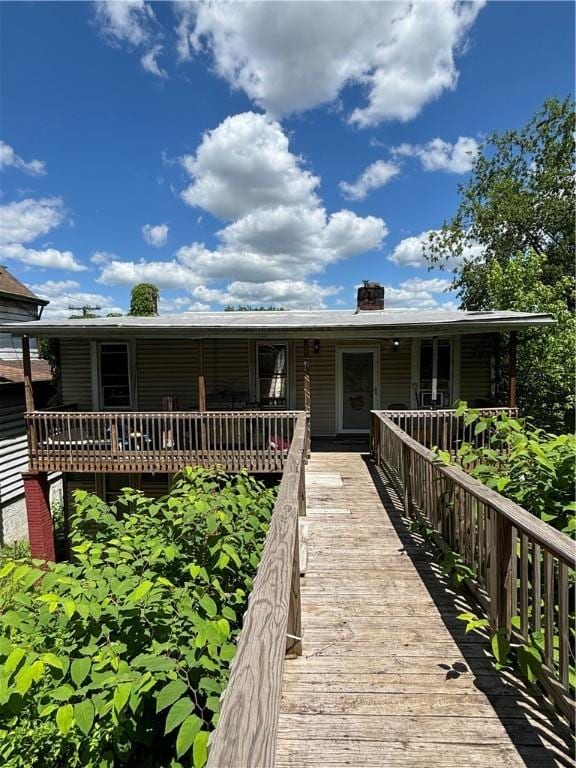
[0,1,573,317]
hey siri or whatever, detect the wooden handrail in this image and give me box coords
[371,410,575,721]
[207,413,307,767]
[25,410,300,474]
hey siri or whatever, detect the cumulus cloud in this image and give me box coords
[90,250,117,265]
[31,279,123,319]
[180,112,320,220]
[193,280,340,310]
[339,160,400,201]
[98,259,202,289]
[393,136,479,173]
[0,198,65,245]
[0,244,86,272]
[100,112,385,306]
[388,230,484,269]
[0,197,85,271]
[142,223,169,247]
[384,277,455,311]
[0,141,46,176]
[182,2,484,125]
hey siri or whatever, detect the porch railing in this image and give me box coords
[382,407,519,452]
[207,412,307,766]
[371,410,575,723]
[25,410,301,473]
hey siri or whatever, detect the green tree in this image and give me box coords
[129,283,159,316]
[427,96,575,309]
[426,97,575,430]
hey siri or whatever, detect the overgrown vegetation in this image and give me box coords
[438,404,576,535]
[128,283,159,317]
[0,467,276,767]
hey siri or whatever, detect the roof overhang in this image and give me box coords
[0,310,556,340]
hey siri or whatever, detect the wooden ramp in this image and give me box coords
[275,451,574,768]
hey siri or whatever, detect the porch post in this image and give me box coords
[22,335,35,413]
[198,340,207,411]
[23,471,55,561]
[508,331,517,408]
[303,340,311,454]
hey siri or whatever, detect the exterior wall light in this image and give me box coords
[313,339,320,354]
[392,338,400,352]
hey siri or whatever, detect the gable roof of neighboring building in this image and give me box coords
[0,308,555,339]
[0,358,52,384]
[0,266,48,306]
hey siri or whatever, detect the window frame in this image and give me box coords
[255,341,290,409]
[95,341,134,411]
[412,336,459,408]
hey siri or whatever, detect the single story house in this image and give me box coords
[0,281,553,553]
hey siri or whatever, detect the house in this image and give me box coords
[0,280,553,558]
[0,266,58,544]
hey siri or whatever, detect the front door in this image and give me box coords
[337,348,378,433]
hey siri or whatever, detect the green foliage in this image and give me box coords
[129,284,159,317]
[452,404,575,535]
[0,467,276,767]
[427,96,574,305]
[426,97,575,431]
[486,252,575,431]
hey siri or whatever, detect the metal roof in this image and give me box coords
[0,309,555,339]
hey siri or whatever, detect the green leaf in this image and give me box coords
[42,653,64,671]
[133,654,177,672]
[4,648,25,676]
[193,730,209,768]
[15,666,34,695]
[176,714,202,758]
[113,682,132,714]
[56,703,74,735]
[0,562,16,578]
[165,697,194,735]
[200,594,217,618]
[491,631,510,666]
[74,699,95,736]
[156,679,188,713]
[517,645,542,683]
[127,580,153,602]
[71,658,91,687]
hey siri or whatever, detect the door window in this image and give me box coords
[341,351,374,431]
[99,343,131,409]
[257,343,288,407]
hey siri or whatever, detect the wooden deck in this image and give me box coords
[275,450,575,768]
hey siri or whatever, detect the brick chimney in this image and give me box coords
[356,280,384,312]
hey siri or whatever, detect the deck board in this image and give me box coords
[275,451,574,768]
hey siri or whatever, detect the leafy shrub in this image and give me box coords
[0,467,276,767]
[449,404,576,534]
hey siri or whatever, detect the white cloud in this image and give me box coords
[31,279,123,319]
[388,230,484,269]
[142,223,169,247]
[141,45,167,78]
[98,259,201,289]
[384,277,455,310]
[93,0,154,47]
[0,244,86,272]
[0,141,46,176]
[180,112,320,220]
[0,196,85,271]
[90,250,117,265]
[393,136,479,173]
[339,160,400,201]
[100,112,385,305]
[193,280,340,310]
[0,198,65,245]
[184,2,484,126]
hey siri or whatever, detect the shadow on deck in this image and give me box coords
[275,450,574,768]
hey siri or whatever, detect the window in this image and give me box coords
[257,343,288,407]
[99,343,131,409]
[419,338,451,407]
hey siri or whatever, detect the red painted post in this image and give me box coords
[22,471,55,561]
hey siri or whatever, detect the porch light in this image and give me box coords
[313,339,320,354]
[392,338,400,351]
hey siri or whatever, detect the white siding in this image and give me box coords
[460,334,494,405]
